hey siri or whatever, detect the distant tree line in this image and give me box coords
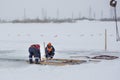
[0,6,120,23]
[100,17,120,22]
[0,17,120,23]
[0,17,96,23]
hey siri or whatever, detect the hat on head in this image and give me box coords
[36,44,40,49]
[47,42,52,47]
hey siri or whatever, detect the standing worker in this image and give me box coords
[28,44,41,64]
[45,42,55,59]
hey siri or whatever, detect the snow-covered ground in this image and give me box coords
[0,21,120,80]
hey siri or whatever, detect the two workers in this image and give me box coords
[28,42,55,64]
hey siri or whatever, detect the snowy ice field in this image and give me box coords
[0,21,120,80]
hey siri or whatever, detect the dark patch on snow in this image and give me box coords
[27,59,87,66]
[91,55,119,60]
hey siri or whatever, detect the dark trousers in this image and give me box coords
[29,47,41,63]
[45,52,55,59]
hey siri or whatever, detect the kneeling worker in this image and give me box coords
[45,42,55,59]
[28,44,41,64]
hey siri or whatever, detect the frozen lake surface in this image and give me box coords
[0,21,120,80]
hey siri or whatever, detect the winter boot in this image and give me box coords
[29,59,33,64]
[35,59,39,64]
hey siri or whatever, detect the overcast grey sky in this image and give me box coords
[0,0,120,20]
